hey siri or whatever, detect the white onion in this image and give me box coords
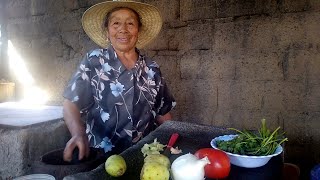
[171,153,210,180]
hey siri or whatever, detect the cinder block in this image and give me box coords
[304,83,320,112]
[280,0,312,13]
[308,55,320,83]
[217,80,264,110]
[6,0,31,18]
[310,0,320,11]
[31,0,46,16]
[146,28,169,50]
[235,49,283,81]
[262,81,285,111]
[180,0,216,21]
[58,12,82,32]
[178,79,217,124]
[152,52,180,85]
[172,21,214,50]
[281,82,306,111]
[216,0,275,18]
[303,12,320,44]
[143,0,179,22]
[179,50,201,79]
[214,21,242,52]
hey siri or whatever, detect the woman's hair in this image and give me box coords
[103,7,142,30]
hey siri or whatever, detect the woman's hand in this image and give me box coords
[63,99,90,162]
[157,112,172,124]
[63,134,90,162]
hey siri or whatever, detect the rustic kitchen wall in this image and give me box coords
[2,0,320,178]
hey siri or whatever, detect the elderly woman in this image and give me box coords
[62,0,176,162]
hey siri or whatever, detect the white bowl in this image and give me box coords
[13,174,55,180]
[210,134,283,168]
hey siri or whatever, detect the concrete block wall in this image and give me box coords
[2,0,320,178]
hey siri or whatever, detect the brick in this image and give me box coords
[180,0,216,21]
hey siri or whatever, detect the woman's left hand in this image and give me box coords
[157,112,172,124]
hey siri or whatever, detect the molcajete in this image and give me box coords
[32,147,106,180]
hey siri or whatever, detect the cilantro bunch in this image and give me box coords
[217,119,288,156]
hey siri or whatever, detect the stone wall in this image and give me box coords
[2,0,320,178]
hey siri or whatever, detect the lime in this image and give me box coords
[105,154,127,177]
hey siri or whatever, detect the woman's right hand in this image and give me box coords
[63,99,90,162]
[63,134,90,162]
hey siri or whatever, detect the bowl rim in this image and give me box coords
[210,134,283,159]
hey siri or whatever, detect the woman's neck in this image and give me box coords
[114,48,138,70]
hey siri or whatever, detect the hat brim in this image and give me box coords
[82,1,163,49]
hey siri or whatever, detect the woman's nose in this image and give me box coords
[118,24,128,33]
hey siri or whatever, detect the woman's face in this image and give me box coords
[107,8,139,53]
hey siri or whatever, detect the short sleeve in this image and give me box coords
[154,72,176,116]
[63,54,94,112]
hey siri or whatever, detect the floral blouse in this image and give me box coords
[63,46,176,153]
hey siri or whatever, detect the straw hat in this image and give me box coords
[82,0,163,49]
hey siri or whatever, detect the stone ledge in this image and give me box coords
[0,102,70,179]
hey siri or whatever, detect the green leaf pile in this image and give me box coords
[217,119,288,156]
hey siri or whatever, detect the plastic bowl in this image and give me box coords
[210,134,283,168]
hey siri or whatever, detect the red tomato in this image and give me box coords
[194,148,230,179]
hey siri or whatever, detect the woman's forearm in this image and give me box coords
[63,99,86,137]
